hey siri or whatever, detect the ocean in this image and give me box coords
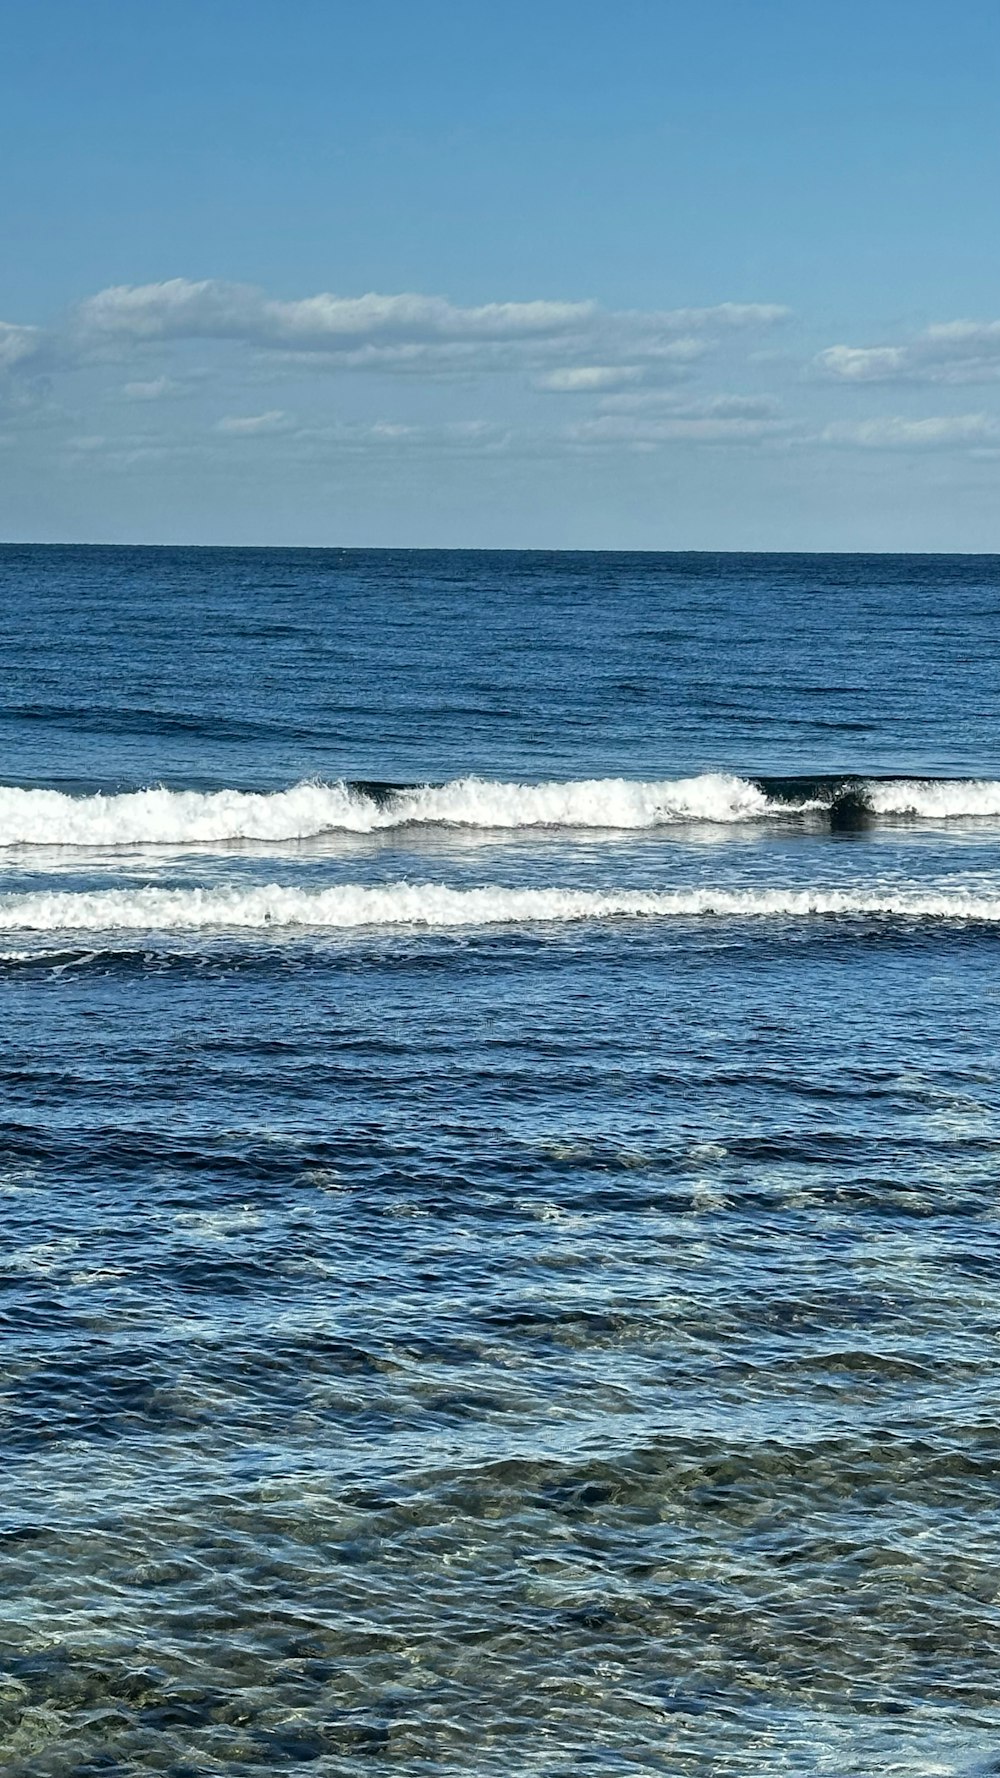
[2,545,1000,1777]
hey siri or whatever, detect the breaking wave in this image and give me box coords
[2,881,1000,933]
[0,775,768,845]
[863,779,1000,817]
[2,772,1000,849]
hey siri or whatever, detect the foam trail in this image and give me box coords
[0,775,774,847]
[2,882,999,933]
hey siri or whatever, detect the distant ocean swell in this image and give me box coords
[3,773,1000,847]
[4,881,1000,932]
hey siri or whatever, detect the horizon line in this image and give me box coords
[3,539,999,559]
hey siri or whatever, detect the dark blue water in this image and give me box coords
[2,547,1000,1777]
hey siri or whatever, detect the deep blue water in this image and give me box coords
[2,547,1000,1777]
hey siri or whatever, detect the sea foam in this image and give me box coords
[863,779,1000,818]
[0,774,998,850]
[0,775,770,846]
[1,881,998,933]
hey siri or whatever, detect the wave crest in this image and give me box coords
[0,773,998,849]
[2,881,999,933]
[864,779,1000,818]
[0,774,770,847]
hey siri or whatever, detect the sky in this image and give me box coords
[3,0,1000,549]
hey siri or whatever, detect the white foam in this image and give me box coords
[0,774,774,848]
[1,881,998,933]
[0,781,371,847]
[382,773,775,829]
[0,774,998,850]
[864,779,1000,818]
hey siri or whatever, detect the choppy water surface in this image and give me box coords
[2,547,1000,1777]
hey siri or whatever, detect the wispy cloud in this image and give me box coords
[818,321,1000,386]
[0,279,791,435]
[0,322,45,371]
[122,376,183,401]
[820,413,1000,448]
[218,417,516,458]
[595,392,782,419]
[567,411,788,447]
[67,279,789,380]
[77,281,597,346]
[27,280,959,480]
[215,409,291,435]
[76,279,788,348]
[816,346,909,383]
[533,365,646,393]
[532,342,710,393]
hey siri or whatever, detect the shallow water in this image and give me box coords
[1,548,1000,1776]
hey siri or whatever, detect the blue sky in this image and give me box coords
[3,0,1000,547]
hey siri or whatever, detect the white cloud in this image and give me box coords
[70,279,788,382]
[637,302,790,331]
[0,280,799,475]
[249,417,514,456]
[534,365,645,393]
[122,376,182,401]
[78,279,600,347]
[597,391,781,419]
[820,413,999,448]
[0,321,44,370]
[918,320,1000,381]
[818,320,1000,386]
[215,409,290,435]
[568,412,786,446]
[641,337,710,363]
[816,345,909,382]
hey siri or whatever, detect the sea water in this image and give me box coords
[1,546,1000,1776]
